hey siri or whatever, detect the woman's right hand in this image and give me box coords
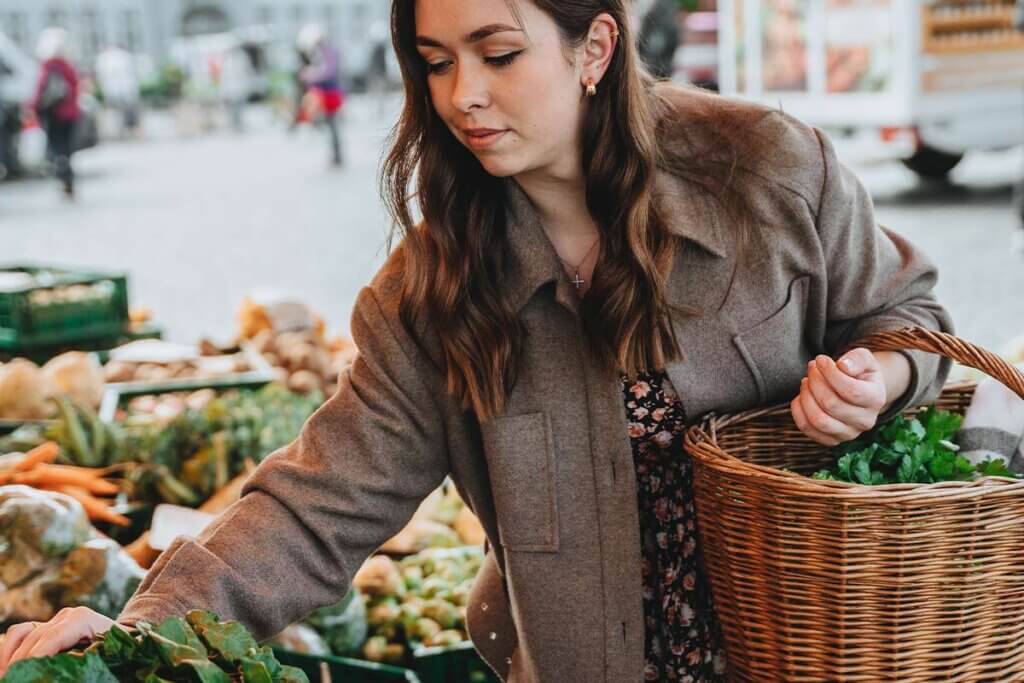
[0,607,116,677]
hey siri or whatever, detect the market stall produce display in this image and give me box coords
[1,610,308,683]
[0,486,144,626]
[247,328,357,398]
[0,290,500,681]
[276,547,483,667]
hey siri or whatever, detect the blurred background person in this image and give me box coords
[30,27,80,198]
[288,45,313,131]
[297,23,344,168]
[638,0,681,80]
[220,45,254,133]
[95,44,141,139]
[367,20,392,116]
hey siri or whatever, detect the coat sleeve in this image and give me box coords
[118,285,450,639]
[814,129,954,419]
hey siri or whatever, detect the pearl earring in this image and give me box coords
[585,79,597,97]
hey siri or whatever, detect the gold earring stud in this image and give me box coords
[585,79,597,97]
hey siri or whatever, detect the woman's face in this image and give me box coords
[414,0,586,180]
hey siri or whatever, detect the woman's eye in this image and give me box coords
[484,50,524,67]
[425,60,453,75]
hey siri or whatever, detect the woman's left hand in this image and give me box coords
[790,349,887,446]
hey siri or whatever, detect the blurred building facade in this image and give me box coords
[0,0,385,74]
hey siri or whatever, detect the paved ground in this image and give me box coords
[2,94,1023,356]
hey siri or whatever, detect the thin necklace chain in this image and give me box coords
[557,236,601,288]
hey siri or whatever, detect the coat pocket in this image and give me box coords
[481,412,559,553]
[734,275,812,405]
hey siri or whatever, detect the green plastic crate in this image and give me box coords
[0,265,130,352]
[412,642,500,683]
[273,648,422,682]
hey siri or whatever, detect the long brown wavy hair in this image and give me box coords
[382,0,777,420]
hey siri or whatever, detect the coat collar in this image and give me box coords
[503,171,727,314]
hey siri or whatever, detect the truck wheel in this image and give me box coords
[901,146,964,179]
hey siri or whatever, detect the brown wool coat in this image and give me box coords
[119,94,953,682]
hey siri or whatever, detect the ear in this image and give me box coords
[579,13,619,89]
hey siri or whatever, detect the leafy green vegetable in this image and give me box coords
[3,652,117,683]
[2,611,308,683]
[125,386,322,509]
[811,407,1023,485]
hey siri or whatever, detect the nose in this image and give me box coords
[451,62,490,113]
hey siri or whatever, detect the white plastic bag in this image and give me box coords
[17,124,47,171]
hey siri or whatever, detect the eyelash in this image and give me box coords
[425,50,524,75]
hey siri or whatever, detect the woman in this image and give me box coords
[297,23,345,167]
[30,27,81,198]
[0,1,951,681]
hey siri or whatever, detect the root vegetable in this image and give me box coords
[288,370,323,395]
[42,352,105,409]
[53,485,131,527]
[12,464,120,496]
[0,358,53,420]
[103,361,136,383]
[14,442,61,471]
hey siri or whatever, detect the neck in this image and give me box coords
[513,160,596,240]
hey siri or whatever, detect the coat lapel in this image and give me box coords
[653,171,749,421]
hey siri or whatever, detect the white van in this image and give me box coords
[717,0,1024,179]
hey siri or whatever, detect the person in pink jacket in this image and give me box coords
[30,27,81,198]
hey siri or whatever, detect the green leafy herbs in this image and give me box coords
[2,610,308,683]
[125,385,322,508]
[811,407,1023,485]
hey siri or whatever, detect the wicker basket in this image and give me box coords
[683,328,1024,682]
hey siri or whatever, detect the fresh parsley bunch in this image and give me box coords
[812,407,1021,485]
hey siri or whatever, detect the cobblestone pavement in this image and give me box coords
[3,95,1023,354]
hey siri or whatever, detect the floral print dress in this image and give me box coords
[622,371,727,682]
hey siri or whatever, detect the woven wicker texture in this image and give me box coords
[684,328,1024,682]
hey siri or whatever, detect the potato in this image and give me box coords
[42,351,105,408]
[271,367,290,386]
[0,359,53,419]
[287,370,323,395]
[103,360,136,383]
[250,329,277,355]
[281,343,319,373]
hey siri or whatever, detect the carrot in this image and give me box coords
[57,485,131,527]
[12,464,120,496]
[14,442,60,471]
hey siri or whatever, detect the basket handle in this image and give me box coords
[856,327,1024,400]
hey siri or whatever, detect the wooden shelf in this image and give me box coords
[925,7,1014,32]
[924,35,1024,54]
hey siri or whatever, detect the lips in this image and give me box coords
[462,128,508,151]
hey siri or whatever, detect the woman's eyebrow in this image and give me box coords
[416,23,523,48]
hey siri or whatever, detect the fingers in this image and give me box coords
[797,378,857,444]
[1,607,111,676]
[791,385,841,446]
[0,622,39,674]
[813,355,882,410]
[836,347,879,379]
[808,360,879,432]
[7,610,73,670]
